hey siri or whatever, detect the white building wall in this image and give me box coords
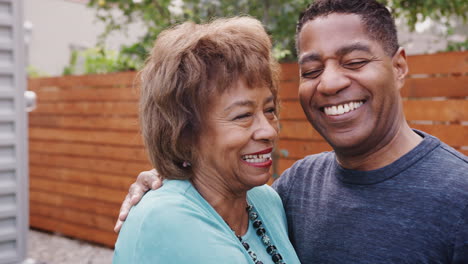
[24,0,144,76]
[0,0,28,263]
[397,17,468,55]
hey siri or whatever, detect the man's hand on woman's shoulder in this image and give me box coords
[114,169,162,232]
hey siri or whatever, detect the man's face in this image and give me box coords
[297,13,407,155]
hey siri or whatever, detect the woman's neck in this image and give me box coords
[191,173,250,236]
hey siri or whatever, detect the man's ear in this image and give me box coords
[392,47,408,91]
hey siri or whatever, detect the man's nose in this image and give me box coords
[317,64,351,95]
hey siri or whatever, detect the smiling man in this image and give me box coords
[272,1,468,262]
[115,0,468,263]
[296,13,420,169]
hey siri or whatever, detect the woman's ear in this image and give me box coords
[392,47,409,91]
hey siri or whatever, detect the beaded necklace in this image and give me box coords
[229,204,285,264]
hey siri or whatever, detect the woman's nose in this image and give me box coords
[253,115,278,142]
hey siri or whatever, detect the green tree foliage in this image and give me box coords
[86,0,467,71]
[88,0,310,63]
[381,0,467,31]
[62,48,142,75]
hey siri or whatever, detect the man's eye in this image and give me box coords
[301,69,323,79]
[343,60,369,69]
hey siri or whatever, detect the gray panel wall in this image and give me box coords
[0,0,27,263]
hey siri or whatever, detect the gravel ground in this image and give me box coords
[25,229,113,264]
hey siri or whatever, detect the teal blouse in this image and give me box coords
[113,180,301,263]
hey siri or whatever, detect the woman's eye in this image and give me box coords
[265,107,277,116]
[301,69,323,79]
[343,60,369,69]
[233,113,252,120]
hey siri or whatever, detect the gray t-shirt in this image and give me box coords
[273,130,468,263]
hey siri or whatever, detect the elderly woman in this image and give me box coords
[113,17,300,264]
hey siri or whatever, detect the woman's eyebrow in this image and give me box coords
[223,100,254,112]
[264,96,274,105]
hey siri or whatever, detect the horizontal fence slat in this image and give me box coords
[28,71,137,91]
[276,77,468,102]
[281,99,468,122]
[30,215,117,248]
[29,115,139,131]
[29,164,136,191]
[407,51,468,75]
[409,124,468,147]
[29,141,148,162]
[280,100,306,120]
[32,86,139,102]
[29,152,151,178]
[278,139,332,159]
[278,80,300,100]
[30,177,127,204]
[403,100,468,122]
[30,190,118,217]
[277,105,466,152]
[34,101,138,116]
[30,203,115,233]
[280,120,324,141]
[29,127,143,146]
[402,75,468,98]
[280,63,299,81]
[279,51,468,81]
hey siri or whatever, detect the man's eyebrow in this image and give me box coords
[336,43,371,57]
[299,43,372,65]
[298,53,321,65]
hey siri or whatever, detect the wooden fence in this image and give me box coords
[28,51,468,247]
[28,72,147,247]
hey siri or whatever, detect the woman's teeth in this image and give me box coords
[242,153,272,163]
[324,101,363,116]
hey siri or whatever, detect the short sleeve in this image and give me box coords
[114,194,248,263]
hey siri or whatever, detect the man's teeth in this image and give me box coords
[324,101,363,116]
[242,153,272,163]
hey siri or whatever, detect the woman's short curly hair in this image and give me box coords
[139,16,280,180]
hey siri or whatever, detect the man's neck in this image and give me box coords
[336,122,422,171]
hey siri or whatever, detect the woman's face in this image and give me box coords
[195,80,279,192]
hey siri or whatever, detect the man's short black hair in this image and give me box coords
[296,0,399,56]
